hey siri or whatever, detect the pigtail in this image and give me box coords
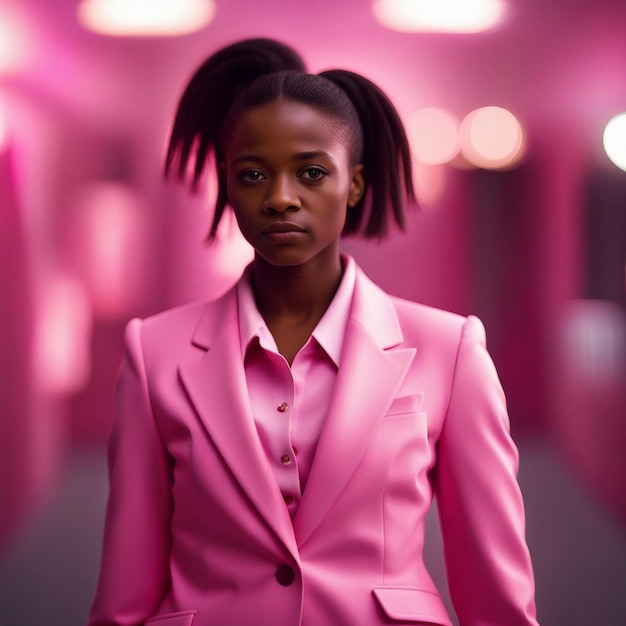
[319,70,417,238]
[164,38,305,237]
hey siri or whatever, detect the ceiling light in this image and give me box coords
[603,112,626,172]
[77,0,216,37]
[373,0,506,34]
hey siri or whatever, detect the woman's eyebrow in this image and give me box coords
[230,150,336,166]
[291,150,335,162]
[230,153,264,165]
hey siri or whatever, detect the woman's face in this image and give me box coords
[223,99,363,269]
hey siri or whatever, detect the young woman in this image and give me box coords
[88,38,540,626]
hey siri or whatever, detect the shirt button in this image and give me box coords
[281,454,291,465]
[275,564,295,586]
[277,402,289,412]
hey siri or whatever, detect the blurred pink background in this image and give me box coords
[1,1,625,625]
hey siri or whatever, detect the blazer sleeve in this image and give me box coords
[433,315,540,626]
[88,319,173,626]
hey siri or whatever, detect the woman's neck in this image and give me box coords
[250,253,343,322]
[249,253,344,364]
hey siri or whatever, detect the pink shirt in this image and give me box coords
[237,257,356,518]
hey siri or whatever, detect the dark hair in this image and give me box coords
[165,38,416,240]
[222,71,364,167]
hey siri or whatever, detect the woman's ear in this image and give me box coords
[347,164,365,208]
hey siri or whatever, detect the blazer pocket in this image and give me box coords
[385,393,424,417]
[145,610,197,626]
[373,587,452,625]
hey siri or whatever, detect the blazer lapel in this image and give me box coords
[178,290,298,558]
[294,268,416,545]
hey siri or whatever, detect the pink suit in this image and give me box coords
[88,260,539,626]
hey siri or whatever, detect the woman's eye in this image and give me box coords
[300,167,327,181]
[238,169,265,183]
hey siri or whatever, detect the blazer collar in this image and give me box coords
[346,257,405,350]
[189,255,404,353]
[181,284,300,559]
[181,257,414,551]
[189,282,238,351]
[293,265,415,544]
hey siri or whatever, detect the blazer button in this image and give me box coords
[275,564,295,586]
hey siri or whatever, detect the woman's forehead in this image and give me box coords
[225,100,351,155]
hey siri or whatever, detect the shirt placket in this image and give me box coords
[263,348,301,517]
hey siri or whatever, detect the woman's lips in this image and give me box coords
[262,222,306,243]
[263,222,305,233]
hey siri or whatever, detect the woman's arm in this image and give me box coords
[434,315,539,626]
[88,319,173,626]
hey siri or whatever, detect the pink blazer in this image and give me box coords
[88,260,539,626]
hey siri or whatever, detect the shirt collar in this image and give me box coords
[237,255,356,367]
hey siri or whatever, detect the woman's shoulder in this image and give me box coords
[142,299,213,327]
[131,285,238,342]
[390,295,466,327]
[383,289,490,348]
[352,260,477,344]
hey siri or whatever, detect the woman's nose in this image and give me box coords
[263,176,301,213]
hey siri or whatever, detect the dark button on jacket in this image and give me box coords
[275,564,295,586]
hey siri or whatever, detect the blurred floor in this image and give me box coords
[0,440,624,626]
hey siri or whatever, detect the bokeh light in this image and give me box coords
[0,7,31,73]
[67,181,150,318]
[77,0,216,36]
[0,96,9,152]
[407,108,460,166]
[459,105,525,169]
[561,300,626,386]
[34,273,92,394]
[412,162,447,207]
[603,112,626,172]
[372,0,506,33]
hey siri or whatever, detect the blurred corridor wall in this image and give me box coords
[0,146,63,551]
